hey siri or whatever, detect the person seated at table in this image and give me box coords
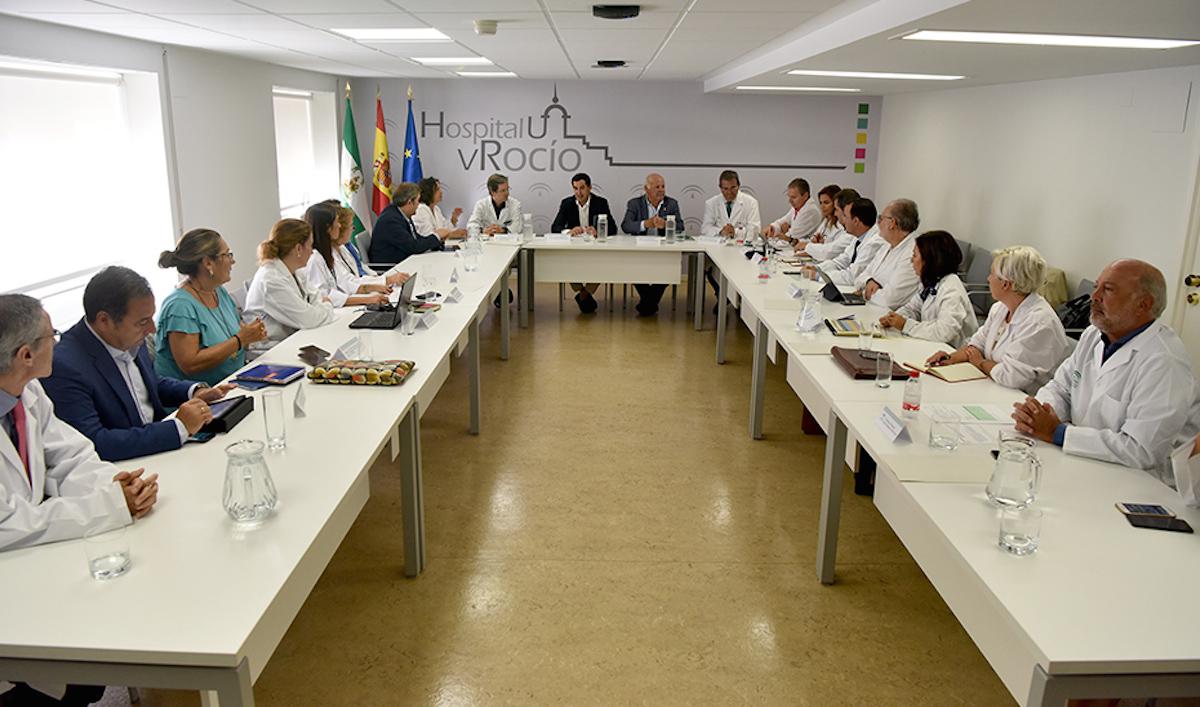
[467,172,523,236]
[368,182,445,268]
[1012,259,1200,485]
[42,267,237,462]
[855,198,923,310]
[244,219,337,351]
[414,177,467,241]
[702,170,762,299]
[301,202,400,308]
[551,173,616,314]
[623,173,685,317]
[816,198,883,286]
[878,230,978,349]
[156,228,269,387]
[926,245,1071,394]
[796,185,855,261]
[762,177,821,243]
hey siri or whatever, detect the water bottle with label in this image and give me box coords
[665,215,676,243]
[596,214,608,243]
[522,213,533,239]
[902,371,922,418]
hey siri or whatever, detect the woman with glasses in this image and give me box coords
[156,228,268,386]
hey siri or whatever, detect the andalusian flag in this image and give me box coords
[401,85,422,183]
[339,83,370,248]
[371,87,393,216]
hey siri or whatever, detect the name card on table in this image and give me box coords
[635,236,661,247]
[749,252,764,265]
[444,287,464,304]
[333,336,361,361]
[545,232,572,244]
[876,406,911,444]
[492,233,520,244]
[786,283,805,299]
[449,267,460,284]
[416,312,439,330]
[696,235,722,245]
[293,384,307,418]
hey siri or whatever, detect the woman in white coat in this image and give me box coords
[301,202,407,308]
[926,245,1071,394]
[414,177,467,240]
[879,230,978,349]
[243,218,337,351]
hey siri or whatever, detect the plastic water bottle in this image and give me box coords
[902,370,922,418]
[463,233,482,272]
[522,213,533,239]
[757,254,770,284]
[596,214,608,243]
[665,215,676,243]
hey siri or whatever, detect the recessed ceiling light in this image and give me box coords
[735,85,860,92]
[413,57,493,66]
[899,29,1199,50]
[332,28,450,43]
[457,71,517,78]
[786,69,963,80]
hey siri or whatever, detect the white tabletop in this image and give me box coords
[519,234,707,252]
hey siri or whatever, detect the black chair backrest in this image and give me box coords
[954,238,975,277]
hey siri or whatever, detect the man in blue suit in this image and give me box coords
[43,267,234,462]
[621,173,685,316]
[368,181,445,268]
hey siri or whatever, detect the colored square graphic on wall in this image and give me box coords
[857,118,868,129]
[855,132,867,145]
[858,103,869,115]
[855,148,866,159]
[854,163,865,174]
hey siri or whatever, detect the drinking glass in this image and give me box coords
[401,308,419,336]
[999,507,1042,556]
[858,323,874,352]
[262,389,286,450]
[874,351,893,388]
[358,331,374,361]
[84,526,130,580]
[927,413,960,451]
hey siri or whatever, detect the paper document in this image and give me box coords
[905,361,987,383]
[927,403,1012,424]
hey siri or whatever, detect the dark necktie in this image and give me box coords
[8,401,30,481]
[725,201,733,217]
[850,239,861,264]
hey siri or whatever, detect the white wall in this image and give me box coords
[876,65,1200,307]
[0,14,338,290]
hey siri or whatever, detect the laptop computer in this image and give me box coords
[349,276,417,329]
[816,267,866,305]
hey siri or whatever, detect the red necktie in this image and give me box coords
[10,400,30,482]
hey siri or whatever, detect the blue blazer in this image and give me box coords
[42,319,196,462]
[622,195,684,235]
[369,203,444,267]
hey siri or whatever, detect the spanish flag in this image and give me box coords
[371,87,393,216]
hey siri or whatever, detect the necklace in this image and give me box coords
[185,279,218,308]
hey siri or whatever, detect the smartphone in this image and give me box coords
[1125,514,1194,533]
[187,431,216,444]
[298,345,330,367]
[1115,502,1174,518]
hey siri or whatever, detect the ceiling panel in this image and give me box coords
[407,11,547,32]
[544,0,689,8]
[692,0,837,10]
[284,12,431,30]
[0,0,119,11]
[161,13,304,32]
[22,11,187,30]
[551,10,678,30]
[239,0,399,12]
[679,11,816,31]
[393,0,540,12]
[104,0,259,13]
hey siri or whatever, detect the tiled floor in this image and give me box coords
[131,283,1011,706]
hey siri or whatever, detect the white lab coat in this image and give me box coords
[244,258,337,350]
[0,381,131,551]
[968,293,1072,394]
[701,191,762,237]
[1036,322,1200,486]
[301,252,351,308]
[825,225,884,287]
[466,196,523,234]
[769,199,822,239]
[859,232,921,310]
[804,221,852,261]
[414,203,455,235]
[895,274,979,349]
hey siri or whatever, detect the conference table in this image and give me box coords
[0,245,519,706]
[3,234,1199,706]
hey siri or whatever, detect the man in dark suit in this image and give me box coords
[43,267,235,462]
[551,173,615,314]
[368,181,445,268]
[622,173,685,316]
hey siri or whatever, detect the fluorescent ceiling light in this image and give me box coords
[899,29,1199,50]
[735,85,860,92]
[457,71,517,77]
[332,28,450,42]
[413,57,492,66]
[786,69,963,80]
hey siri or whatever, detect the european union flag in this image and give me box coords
[401,89,422,183]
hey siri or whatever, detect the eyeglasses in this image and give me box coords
[216,251,235,260]
[878,215,895,224]
[11,329,59,357]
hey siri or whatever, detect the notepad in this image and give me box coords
[235,363,306,386]
[903,361,987,383]
[824,318,879,337]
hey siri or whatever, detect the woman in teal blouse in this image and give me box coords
[156,229,268,386]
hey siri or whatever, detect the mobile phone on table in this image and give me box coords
[1125,514,1194,533]
[187,431,216,444]
[1115,502,1174,518]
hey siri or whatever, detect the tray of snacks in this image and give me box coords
[307,359,415,387]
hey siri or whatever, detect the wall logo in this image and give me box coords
[680,184,706,200]
[422,85,848,173]
[528,182,554,197]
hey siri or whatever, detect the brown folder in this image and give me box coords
[830,346,909,381]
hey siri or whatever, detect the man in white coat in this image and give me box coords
[763,177,821,241]
[701,170,761,238]
[0,294,157,552]
[820,198,884,287]
[466,173,523,236]
[858,198,922,310]
[1013,260,1200,486]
